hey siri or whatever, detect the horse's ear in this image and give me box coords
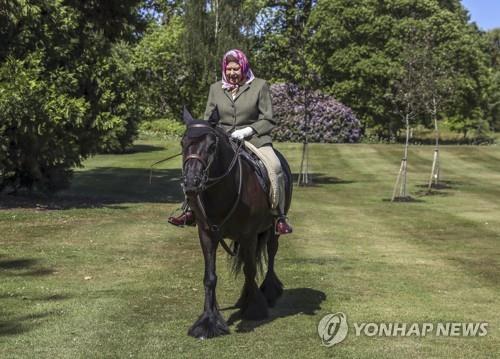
[208,106,220,127]
[182,106,194,126]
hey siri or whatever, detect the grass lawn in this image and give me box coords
[1,139,499,358]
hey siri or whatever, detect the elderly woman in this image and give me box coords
[169,49,292,235]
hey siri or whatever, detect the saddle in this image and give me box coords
[239,146,270,200]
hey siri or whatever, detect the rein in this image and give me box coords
[183,124,244,256]
[149,152,182,185]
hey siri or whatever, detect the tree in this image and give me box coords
[133,17,190,120]
[412,18,457,190]
[0,0,145,192]
[250,0,317,185]
[307,0,490,138]
[251,0,315,84]
[133,1,260,120]
[181,0,257,116]
[95,41,144,153]
[485,29,500,132]
[387,25,426,201]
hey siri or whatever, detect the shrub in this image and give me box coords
[0,55,89,192]
[0,1,144,192]
[138,118,185,138]
[270,83,362,143]
[95,42,143,154]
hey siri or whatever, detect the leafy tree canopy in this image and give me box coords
[0,0,145,192]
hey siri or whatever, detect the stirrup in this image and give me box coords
[168,210,196,227]
[275,216,293,235]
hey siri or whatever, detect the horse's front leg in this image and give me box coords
[188,227,229,339]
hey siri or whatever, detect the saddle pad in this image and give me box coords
[239,146,270,200]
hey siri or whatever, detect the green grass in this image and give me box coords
[1,140,499,358]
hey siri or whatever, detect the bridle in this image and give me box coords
[182,134,219,191]
[182,124,243,191]
[182,123,244,255]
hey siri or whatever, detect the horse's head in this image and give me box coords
[181,107,225,195]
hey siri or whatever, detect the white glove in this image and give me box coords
[231,127,255,140]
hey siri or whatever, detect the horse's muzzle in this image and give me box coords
[182,175,204,195]
[183,186,200,196]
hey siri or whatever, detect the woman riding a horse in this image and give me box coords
[169,49,292,234]
[174,49,293,338]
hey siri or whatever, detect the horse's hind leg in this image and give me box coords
[188,228,229,339]
[236,235,268,320]
[260,230,283,307]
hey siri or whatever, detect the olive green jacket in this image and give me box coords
[203,78,275,148]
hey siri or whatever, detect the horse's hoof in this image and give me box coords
[188,311,229,339]
[234,285,250,308]
[260,272,284,307]
[241,289,269,320]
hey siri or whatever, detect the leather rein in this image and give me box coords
[183,124,244,256]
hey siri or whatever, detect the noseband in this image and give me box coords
[182,124,241,191]
[182,137,218,190]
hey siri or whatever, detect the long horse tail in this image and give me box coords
[229,231,268,276]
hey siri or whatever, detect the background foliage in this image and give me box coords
[0,0,145,191]
[270,83,361,143]
[0,0,498,192]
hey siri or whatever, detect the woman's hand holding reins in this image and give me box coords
[231,127,254,140]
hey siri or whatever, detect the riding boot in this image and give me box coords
[273,171,292,234]
[275,209,293,235]
[168,201,196,227]
[168,210,196,227]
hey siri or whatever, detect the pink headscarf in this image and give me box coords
[221,49,255,90]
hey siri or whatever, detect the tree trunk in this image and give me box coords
[298,83,311,186]
[428,97,440,191]
[213,0,220,82]
[391,112,410,201]
[402,113,410,197]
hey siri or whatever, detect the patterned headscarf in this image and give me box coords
[221,49,255,90]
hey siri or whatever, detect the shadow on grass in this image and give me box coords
[122,144,167,154]
[1,170,351,210]
[0,258,55,277]
[291,173,354,186]
[0,293,70,301]
[0,312,55,336]
[0,259,38,269]
[381,197,425,203]
[405,137,493,145]
[102,143,168,154]
[415,180,463,191]
[0,168,185,210]
[224,287,326,333]
[414,190,451,197]
[411,180,464,197]
[446,256,500,286]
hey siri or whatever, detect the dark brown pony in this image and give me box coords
[180,108,292,339]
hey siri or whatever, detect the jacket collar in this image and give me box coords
[223,81,252,102]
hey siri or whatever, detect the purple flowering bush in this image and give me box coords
[270,83,362,143]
